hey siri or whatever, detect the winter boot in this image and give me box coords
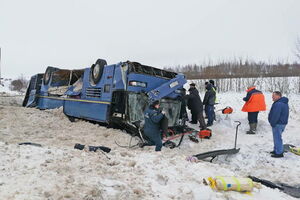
[271,153,284,158]
[246,123,256,134]
[253,123,257,132]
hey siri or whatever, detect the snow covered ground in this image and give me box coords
[0,90,300,200]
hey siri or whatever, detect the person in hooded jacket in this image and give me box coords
[242,86,266,134]
[268,91,289,158]
[186,83,206,129]
[203,83,216,126]
[143,100,165,151]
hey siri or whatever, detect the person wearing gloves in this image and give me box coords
[143,100,165,152]
[268,91,289,158]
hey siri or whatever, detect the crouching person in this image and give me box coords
[143,100,165,152]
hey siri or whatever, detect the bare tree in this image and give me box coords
[9,74,28,92]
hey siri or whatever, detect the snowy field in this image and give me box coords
[0,87,300,199]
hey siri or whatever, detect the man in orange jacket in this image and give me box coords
[242,86,266,134]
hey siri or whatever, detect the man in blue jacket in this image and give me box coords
[268,91,289,158]
[143,100,165,152]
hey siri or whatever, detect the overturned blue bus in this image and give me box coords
[23,73,44,107]
[63,59,187,131]
[24,59,196,141]
[23,67,84,109]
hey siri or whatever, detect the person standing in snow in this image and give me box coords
[241,86,266,134]
[143,100,165,152]
[186,83,206,130]
[204,80,217,119]
[209,80,217,121]
[203,83,216,126]
[204,82,209,119]
[179,88,189,125]
[268,91,289,158]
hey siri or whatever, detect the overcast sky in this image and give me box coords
[1,0,300,78]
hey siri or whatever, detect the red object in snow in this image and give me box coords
[198,129,212,139]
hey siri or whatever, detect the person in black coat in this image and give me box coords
[186,83,206,129]
[179,88,189,125]
[203,83,216,126]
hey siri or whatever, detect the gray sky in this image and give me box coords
[1,0,300,78]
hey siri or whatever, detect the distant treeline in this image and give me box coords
[164,60,300,79]
[189,77,300,94]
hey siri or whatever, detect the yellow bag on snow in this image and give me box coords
[206,176,261,192]
[291,147,300,156]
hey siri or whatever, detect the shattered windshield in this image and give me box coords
[160,99,181,126]
[127,93,148,123]
[127,93,181,127]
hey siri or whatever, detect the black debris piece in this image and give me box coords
[74,143,111,153]
[19,142,42,147]
[249,176,300,198]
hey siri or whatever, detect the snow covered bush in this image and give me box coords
[9,75,28,92]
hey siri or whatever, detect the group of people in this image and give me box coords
[143,80,217,152]
[185,80,217,129]
[143,81,289,159]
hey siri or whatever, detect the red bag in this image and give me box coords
[222,106,233,114]
[198,129,212,139]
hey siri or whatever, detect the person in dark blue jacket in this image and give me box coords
[203,83,216,126]
[268,91,289,158]
[143,100,165,151]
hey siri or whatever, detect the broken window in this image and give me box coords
[48,69,84,96]
[127,93,181,127]
[127,62,177,79]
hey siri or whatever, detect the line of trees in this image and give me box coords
[163,57,300,93]
[189,77,300,94]
[164,60,300,79]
